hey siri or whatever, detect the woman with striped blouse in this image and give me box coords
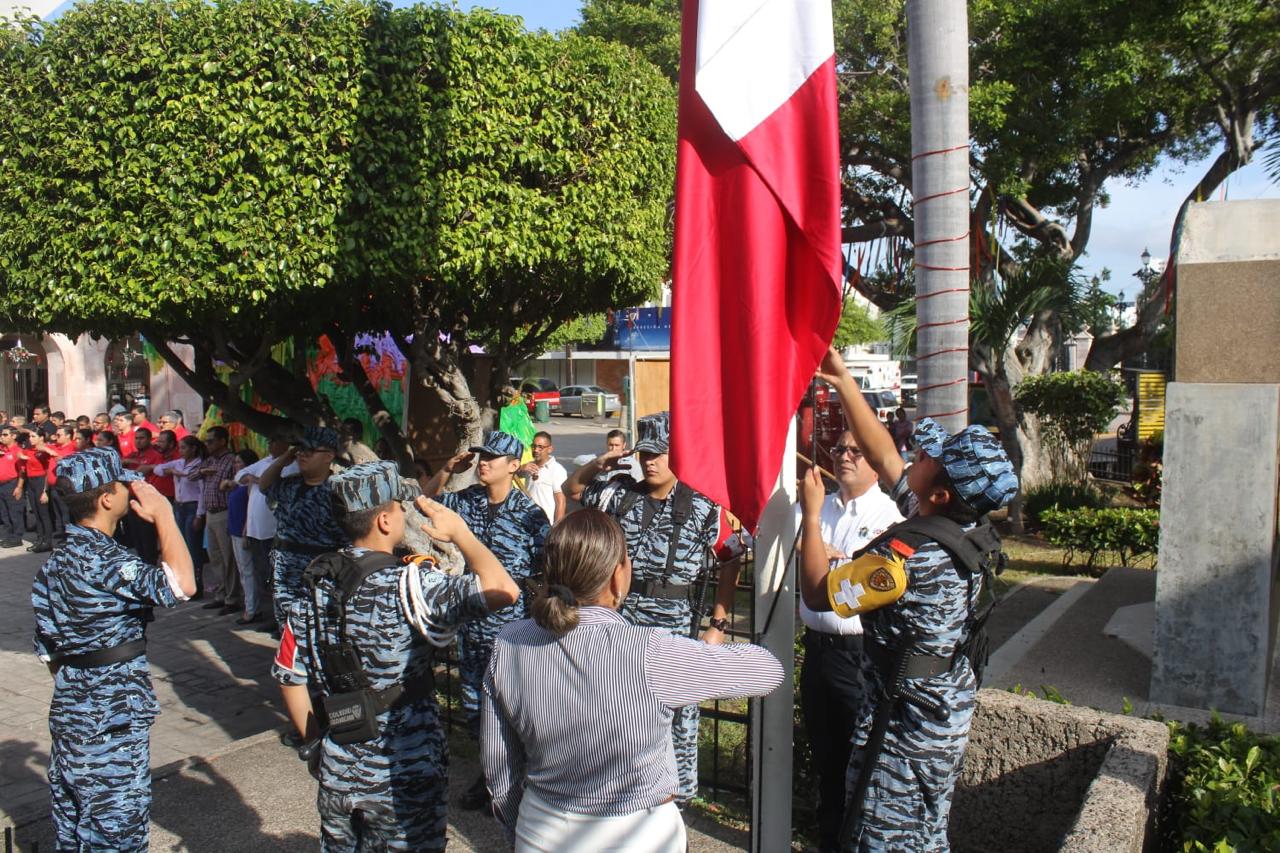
[481,509,783,851]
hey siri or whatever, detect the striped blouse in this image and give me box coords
[480,606,783,827]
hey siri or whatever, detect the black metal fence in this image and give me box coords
[1088,445,1137,482]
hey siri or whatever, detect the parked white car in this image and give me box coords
[862,390,900,422]
[559,384,622,417]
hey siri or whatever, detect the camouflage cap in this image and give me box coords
[634,411,670,453]
[468,430,524,458]
[57,448,144,494]
[913,418,1018,515]
[296,425,339,451]
[328,460,422,514]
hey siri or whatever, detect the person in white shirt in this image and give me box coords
[235,433,299,634]
[519,431,567,524]
[795,430,903,853]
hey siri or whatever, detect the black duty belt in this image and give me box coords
[275,539,336,557]
[865,640,957,680]
[49,639,147,673]
[804,628,863,651]
[629,578,690,600]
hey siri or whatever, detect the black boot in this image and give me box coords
[27,539,52,553]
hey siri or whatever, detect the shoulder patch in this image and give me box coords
[274,622,301,673]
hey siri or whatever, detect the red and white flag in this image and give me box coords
[671,0,842,533]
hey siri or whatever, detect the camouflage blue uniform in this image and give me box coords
[841,420,1017,852]
[266,427,348,628]
[273,461,493,851]
[31,450,183,852]
[438,441,547,731]
[580,411,733,802]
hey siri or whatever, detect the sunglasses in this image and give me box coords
[830,445,864,459]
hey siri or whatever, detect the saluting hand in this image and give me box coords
[129,481,175,524]
[597,446,633,471]
[444,451,475,475]
[415,496,472,543]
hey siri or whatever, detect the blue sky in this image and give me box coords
[42,0,1279,295]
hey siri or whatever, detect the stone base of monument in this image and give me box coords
[950,688,1169,853]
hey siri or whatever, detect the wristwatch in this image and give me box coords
[708,617,731,633]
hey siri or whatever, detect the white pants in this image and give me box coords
[515,787,687,853]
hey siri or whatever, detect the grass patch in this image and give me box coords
[990,532,1134,595]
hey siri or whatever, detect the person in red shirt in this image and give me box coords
[123,427,167,563]
[41,425,78,544]
[21,430,55,552]
[157,410,191,441]
[0,426,27,547]
[112,413,136,458]
[128,428,174,499]
[131,404,161,438]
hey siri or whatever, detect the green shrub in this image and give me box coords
[1015,371,1126,483]
[1022,481,1106,527]
[1164,716,1280,852]
[1040,507,1159,569]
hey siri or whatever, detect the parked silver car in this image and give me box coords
[559,384,622,417]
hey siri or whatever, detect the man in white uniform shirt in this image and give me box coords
[519,431,567,524]
[235,434,299,635]
[796,430,903,853]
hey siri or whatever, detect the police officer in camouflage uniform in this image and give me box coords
[274,461,519,851]
[424,430,549,809]
[258,426,348,633]
[800,348,1017,852]
[32,448,197,852]
[564,411,745,803]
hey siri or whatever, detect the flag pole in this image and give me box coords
[749,417,797,852]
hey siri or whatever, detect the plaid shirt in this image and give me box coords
[197,450,238,515]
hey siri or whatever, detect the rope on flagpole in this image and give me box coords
[908,141,971,423]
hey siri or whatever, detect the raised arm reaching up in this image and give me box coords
[815,347,904,486]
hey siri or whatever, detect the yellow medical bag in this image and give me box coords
[826,538,917,618]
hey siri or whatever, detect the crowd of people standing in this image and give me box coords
[27,371,1016,853]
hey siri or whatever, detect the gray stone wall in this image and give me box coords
[950,689,1169,853]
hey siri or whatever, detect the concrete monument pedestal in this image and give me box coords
[1150,199,1280,717]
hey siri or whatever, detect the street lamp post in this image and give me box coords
[1133,247,1162,311]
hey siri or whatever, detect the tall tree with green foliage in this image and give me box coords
[582,0,1279,506]
[0,0,675,452]
[831,299,883,349]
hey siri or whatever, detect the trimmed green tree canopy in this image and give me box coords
[0,0,674,438]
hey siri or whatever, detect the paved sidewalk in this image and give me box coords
[7,730,748,852]
[1,543,289,830]
[0,542,747,851]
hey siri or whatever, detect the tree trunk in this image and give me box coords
[149,337,296,436]
[907,0,970,434]
[1086,109,1258,371]
[977,328,1058,532]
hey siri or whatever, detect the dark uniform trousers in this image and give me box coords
[801,629,866,853]
[0,478,24,540]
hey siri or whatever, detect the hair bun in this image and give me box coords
[546,584,577,606]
